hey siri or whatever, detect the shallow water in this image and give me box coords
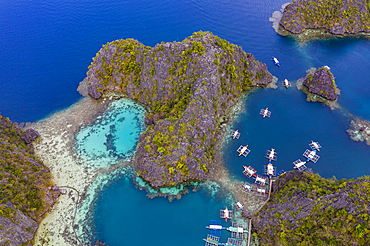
[75,98,146,168]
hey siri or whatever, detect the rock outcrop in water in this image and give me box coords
[302,66,338,101]
[85,31,272,187]
[279,0,370,36]
[0,114,58,245]
[252,171,370,245]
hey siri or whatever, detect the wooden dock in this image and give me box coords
[247,178,273,246]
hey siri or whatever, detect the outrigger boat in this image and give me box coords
[203,234,220,246]
[265,148,277,161]
[237,145,250,157]
[282,79,291,88]
[303,149,320,163]
[260,108,271,118]
[227,222,248,239]
[263,163,277,179]
[271,56,280,67]
[231,129,241,139]
[242,165,257,178]
[242,182,254,192]
[254,174,268,186]
[234,201,245,211]
[277,170,286,176]
[203,236,242,246]
[256,186,269,195]
[309,140,322,151]
[220,207,233,222]
[293,159,307,171]
[206,220,225,236]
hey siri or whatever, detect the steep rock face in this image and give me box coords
[86,32,272,187]
[253,171,370,245]
[302,66,338,100]
[0,115,58,245]
[280,0,370,35]
[0,203,38,246]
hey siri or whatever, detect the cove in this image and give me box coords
[93,176,233,246]
[224,87,370,182]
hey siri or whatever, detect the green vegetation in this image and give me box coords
[0,115,54,222]
[256,172,370,245]
[282,0,370,33]
[88,31,271,187]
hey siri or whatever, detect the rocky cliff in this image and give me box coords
[302,66,338,101]
[280,0,370,35]
[252,171,370,245]
[0,115,58,245]
[85,31,272,187]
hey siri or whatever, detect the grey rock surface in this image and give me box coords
[0,203,38,246]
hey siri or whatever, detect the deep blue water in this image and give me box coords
[2,0,370,245]
[94,176,233,246]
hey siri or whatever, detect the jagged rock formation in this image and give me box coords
[302,66,338,101]
[280,0,370,35]
[0,114,58,245]
[252,171,370,245]
[0,203,38,246]
[85,31,272,187]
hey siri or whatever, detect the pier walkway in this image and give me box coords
[247,178,273,246]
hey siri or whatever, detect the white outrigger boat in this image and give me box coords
[293,159,307,171]
[260,108,271,118]
[265,148,277,161]
[303,149,320,163]
[234,201,245,211]
[271,56,280,67]
[231,129,241,139]
[242,165,257,178]
[309,140,322,151]
[282,79,291,88]
[254,174,268,186]
[237,145,250,157]
[220,207,233,222]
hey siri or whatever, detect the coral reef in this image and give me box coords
[347,117,370,145]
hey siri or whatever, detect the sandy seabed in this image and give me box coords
[31,95,136,246]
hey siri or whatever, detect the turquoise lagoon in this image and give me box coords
[75,98,146,168]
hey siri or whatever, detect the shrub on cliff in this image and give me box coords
[0,115,56,222]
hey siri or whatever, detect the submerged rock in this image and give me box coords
[84,31,273,187]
